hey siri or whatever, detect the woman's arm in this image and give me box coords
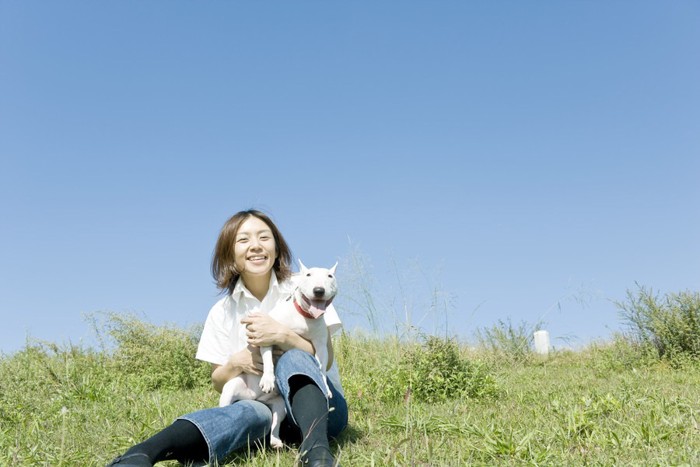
[210,363,237,394]
[210,345,262,393]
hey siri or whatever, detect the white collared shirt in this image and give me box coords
[196,272,344,394]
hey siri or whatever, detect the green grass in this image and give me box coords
[1,314,699,466]
[616,284,700,364]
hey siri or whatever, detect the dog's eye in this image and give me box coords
[306,273,311,277]
[328,274,334,278]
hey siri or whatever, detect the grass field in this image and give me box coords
[1,309,698,466]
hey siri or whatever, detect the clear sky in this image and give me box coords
[1,1,698,354]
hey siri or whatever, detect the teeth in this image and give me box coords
[249,256,266,261]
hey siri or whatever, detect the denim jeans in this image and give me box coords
[178,349,348,464]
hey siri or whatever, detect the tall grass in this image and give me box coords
[616,283,700,366]
[336,245,456,341]
[474,318,544,364]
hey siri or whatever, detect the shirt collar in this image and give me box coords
[278,273,296,295]
[230,271,284,303]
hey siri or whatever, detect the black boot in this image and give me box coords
[298,445,337,467]
[106,452,152,467]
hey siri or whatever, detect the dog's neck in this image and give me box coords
[293,297,316,319]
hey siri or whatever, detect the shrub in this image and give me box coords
[100,312,211,390]
[341,334,497,405]
[400,335,498,403]
[616,284,700,364]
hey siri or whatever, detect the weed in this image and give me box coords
[475,318,544,363]
[616,284,700,365]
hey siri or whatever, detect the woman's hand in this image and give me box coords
[241,312,289,348]
[211,345,262,393]
[230,344,265,376]
[211,344,285,393]
[241,312,316,354]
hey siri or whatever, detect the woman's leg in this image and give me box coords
[107,419,207,466]
[275,349,348,466]
[108,400,272,466]
[289,375,334,463]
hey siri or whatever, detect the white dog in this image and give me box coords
[219,260,338,448]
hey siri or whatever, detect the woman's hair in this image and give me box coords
[211,209,293,295]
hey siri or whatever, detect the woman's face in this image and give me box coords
[234,216,278,283]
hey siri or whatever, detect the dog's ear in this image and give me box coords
[329,262,338,275]
[298,259,308,274]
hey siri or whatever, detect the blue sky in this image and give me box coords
[1,1,698,354]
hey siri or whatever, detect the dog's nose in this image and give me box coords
[313,287,325,298]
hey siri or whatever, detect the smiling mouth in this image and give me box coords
[248,255,267,262]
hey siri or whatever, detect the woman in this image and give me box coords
[108,210,347,467]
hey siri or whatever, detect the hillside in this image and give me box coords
[1,312,698,466]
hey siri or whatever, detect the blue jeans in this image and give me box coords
[178,349,348,464]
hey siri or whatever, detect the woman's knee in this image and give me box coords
[275,349,320,378]
[277,348,315,365]
[236,400,274,429]
[275,349,328,404]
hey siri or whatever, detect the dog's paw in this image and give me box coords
[260,373,276,393]
[270,435,284,449]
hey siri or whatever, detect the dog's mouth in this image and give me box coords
[300,295,333,319]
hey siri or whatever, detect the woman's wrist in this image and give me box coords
[220,356,243,380]
[227,358,243,376]
[279,328,315,353]
[275,328,295,351]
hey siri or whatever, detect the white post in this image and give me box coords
[533,330,550,356]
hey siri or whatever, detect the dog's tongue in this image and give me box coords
[306,299,328,319]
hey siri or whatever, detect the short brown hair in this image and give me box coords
[211,209,293,295]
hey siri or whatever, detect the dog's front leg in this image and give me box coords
[314,342,333,398]
[259,345,276,393]
[315,341,328,373]
[220,377,250,407]
[268,396,286,449]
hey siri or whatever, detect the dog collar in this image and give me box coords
[293,299,316,319]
